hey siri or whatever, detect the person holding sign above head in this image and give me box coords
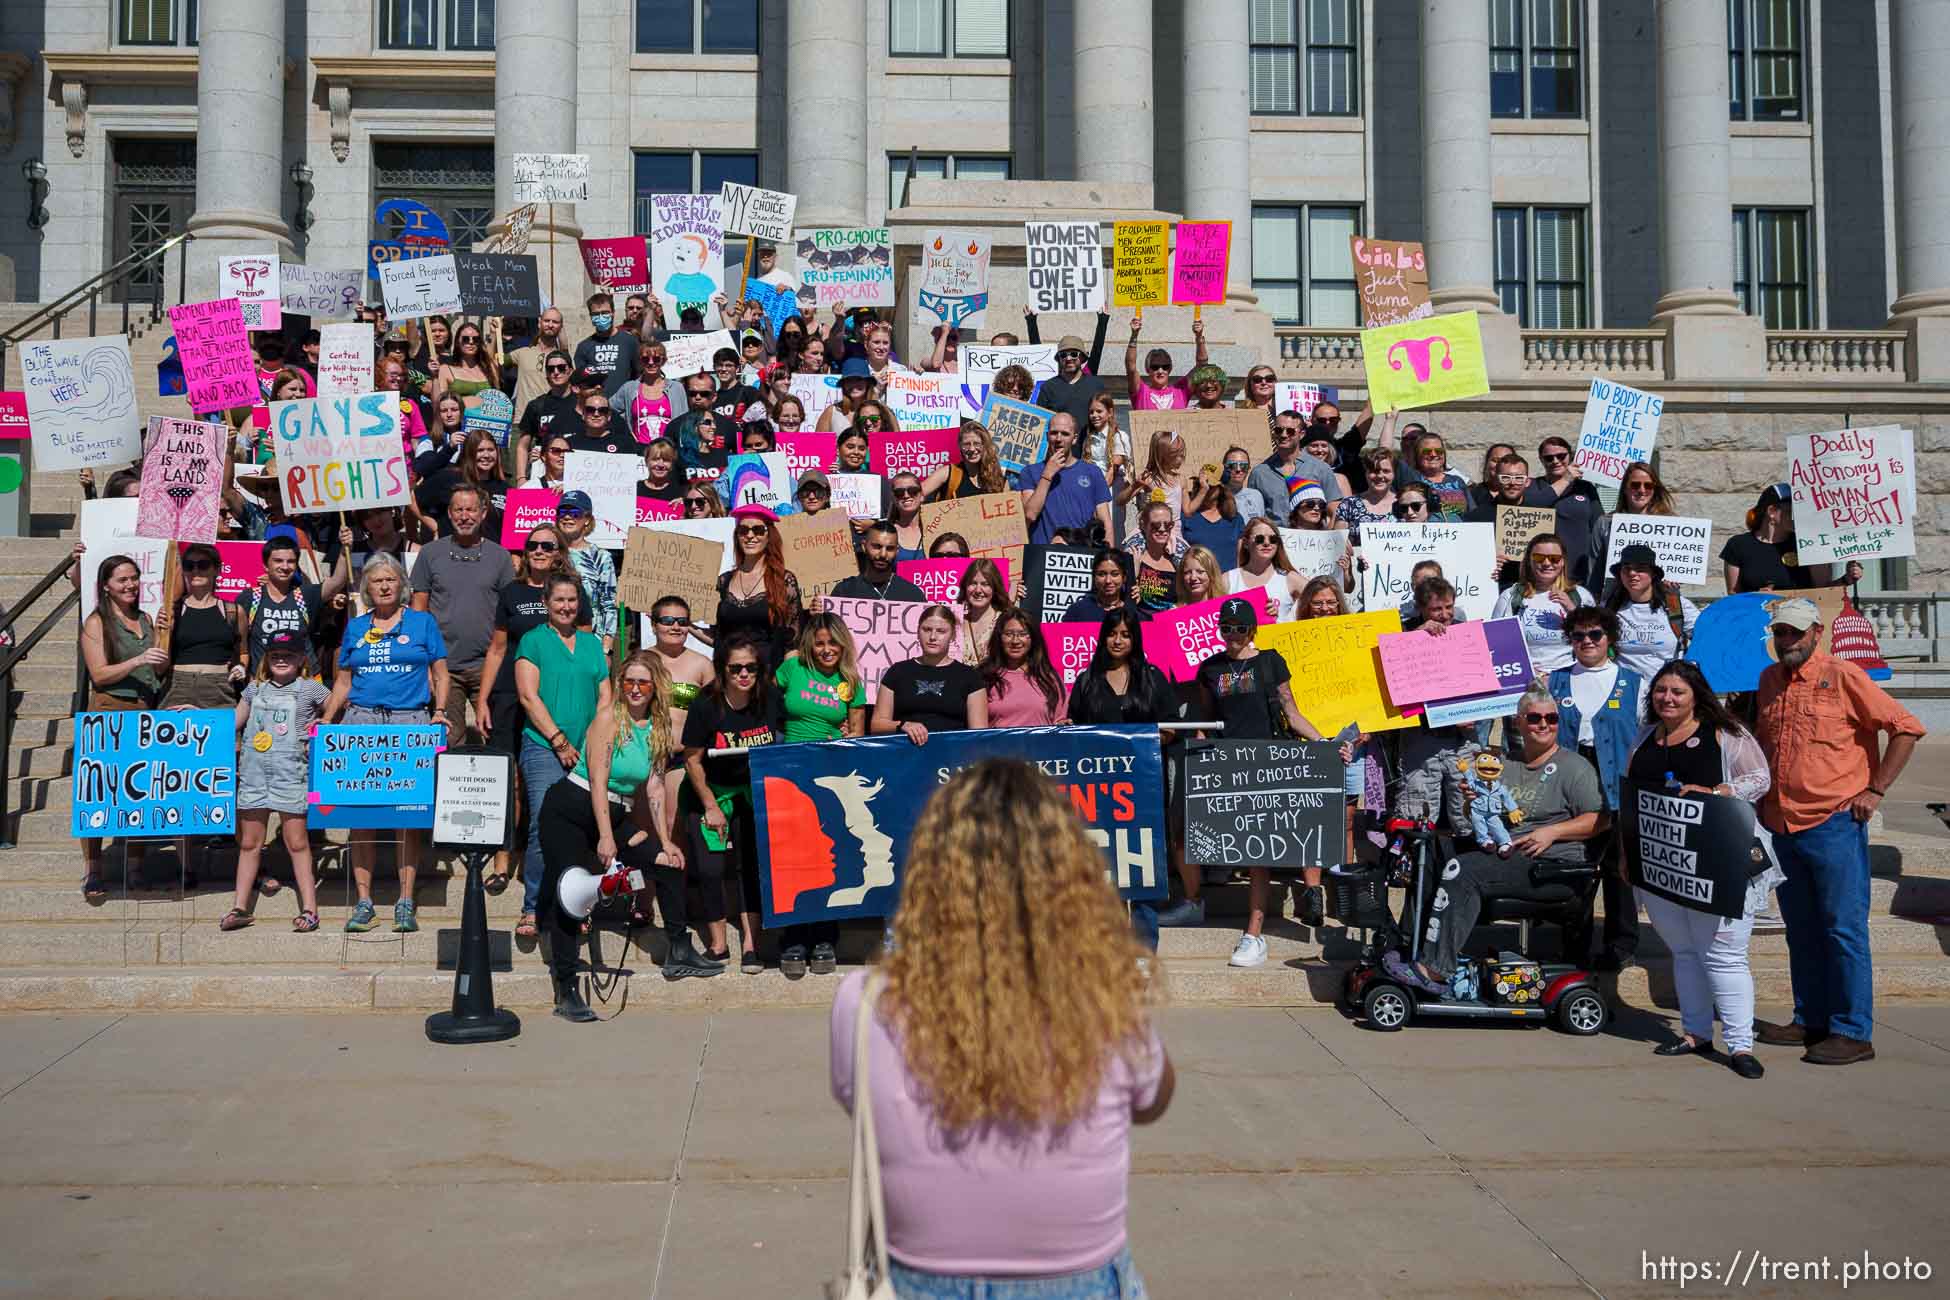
[1032,327,1112,433]
[1124,313,1207,411]
[1225,519,1306,624]
[1603,544,1698,683]
[1549,606,1645,970]
[1023,413,1113,546]
[223,631,330,934]
[918,323,962,375]
[682,633,783,974]
[1720,484,1863,595]
[1491,532,1593,677]
[713,505,803,669]
[553,491,618,652]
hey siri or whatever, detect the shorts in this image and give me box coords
[88,692,152,713]
[341,704,432,726]
[1343,753,1367,799]
[161,671,238,711]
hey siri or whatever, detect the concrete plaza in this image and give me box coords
[0,1001,1945,1299]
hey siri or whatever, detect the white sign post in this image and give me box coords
[1786,425,1917,565]
[432,749,515,850]
[1573,377,1664,486]
[379,253,464,319]
[1356,521,1498,622]
[22,335,141,471]
[1602,515,1714,585]
[510,153,590,205]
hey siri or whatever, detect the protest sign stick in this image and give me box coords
[735,240,755,308]
[157,545,182,654]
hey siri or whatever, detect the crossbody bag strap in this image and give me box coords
[842,971,892,1290]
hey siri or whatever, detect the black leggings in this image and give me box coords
[537,779,688,984]
[1422,849,1578,978]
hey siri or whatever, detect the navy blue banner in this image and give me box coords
[748,725,1167,926]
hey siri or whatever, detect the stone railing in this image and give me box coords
[1764,330,1905,377]
[1275,329,1365,371]
[1697,592,1943,661]
[1520,329,1665,376]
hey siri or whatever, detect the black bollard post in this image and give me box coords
[426,848,522,1044]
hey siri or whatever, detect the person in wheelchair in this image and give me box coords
[1386,686,1609,994]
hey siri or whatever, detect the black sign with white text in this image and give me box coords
[1180,741,1345,870]
[1622,780,1761,920]
[1023,544,1097,624]
[453,252,543,316]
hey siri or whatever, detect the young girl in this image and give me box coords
[223,632,329,932]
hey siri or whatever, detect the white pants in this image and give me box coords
[1639,888,1756,1053]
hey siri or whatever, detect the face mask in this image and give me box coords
[591,314,613,331]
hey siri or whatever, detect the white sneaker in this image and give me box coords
[1228,933,1268,968]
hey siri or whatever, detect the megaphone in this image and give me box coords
[557,863,641,920]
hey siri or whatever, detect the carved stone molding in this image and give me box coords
[310,56,494,165]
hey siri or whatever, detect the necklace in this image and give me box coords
[731,567,766,600]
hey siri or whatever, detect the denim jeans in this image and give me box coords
[888,1246,1147,1299]
[518,736,571,915]
[1771,809,1875,1041]
[1130,902,1159,952]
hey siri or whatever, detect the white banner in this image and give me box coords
[317,323,373,398]
[881,370,962,430]
[828,472,883,519]
[1356,521,1498,623]
[22,334,141,471]
[1602,514,1713,586]
[511,153,590,205]
[564,450,644,547]
[78,498,170,621]
[1279,528,1347,581]
[379,253,463,319]
[961,343,1058,390]
[269,392,409,516]
[1786,425,1916,565]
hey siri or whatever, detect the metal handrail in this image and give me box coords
[0,231,196,380]
[0,551,83,850]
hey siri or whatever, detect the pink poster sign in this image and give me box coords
[579,237,651,295]
[1141,589,1277,683]
[134,417,225,543]
[895,556,1012,605]
[167,298,258,414]
[197,541,267,604]
[1170,221,1232,306]
[775,431,838,479]
[1040,622,1101,688]
[1375,622,1501,705]
[873,429,957,480]
[636,497,683,523]
[499,486,561,548]
[0,392,27,439]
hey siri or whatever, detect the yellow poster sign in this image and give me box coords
[1112,221,1171,308]
[1255,609,1417,736]
[1361,310,1491,413]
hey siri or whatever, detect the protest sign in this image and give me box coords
[1112,221,1171,308]
[662,329,735,381]
[787,375,844,426]
[500,487,560,549]
[317,323,373,398]
[649,194,725,322]
[484,203,537,255]
[78,499,168,619]
[22,334,140,472]
[637,497,683,523]
[1786,425,1916,564]
[1362,311,1491,412]
[1495,505,1558,563]
[1350,238,1431,327]
[719,453,796,511]
[873,428,956,481]
[1181,740,1345,870]
[1141,589,1279,683]
[979,393,1053,472]
[74,709,235,838]
[453,251,542,316]
[775,510,858,605]
[1603,514,1713,585]
[1279,528,1346,581]
[620,524,726,618]
[1130,407,1265,478]
[0,392,26,439]
[1573,379,1664,485]
[268,391,409,515]
[795,227,893,308]
[1025,221,1105,314]
[828,597,926,700]
[775,430,839,479]
[1357,521,1498,622]
[719,181,796,242]
[1040,622,1101,687]
[881,370,962,431]
[367,199,451,281]
[1623,782,1763,921]
[1023,544,1098,625]
[511,152,589,204]
[1422,617,1536,727]
[200,540,265,603]
[645,515,738,572]
[280,265,365,320]
[378,253,463,319]
[914,229,991,332]
[134,417,224,543]
[1376,622,1500,706]
[218,253,281,328]
[749,277,802,337]
[462,389,515,447]
[1171,221,1231,305]
[310,725,444,807]
[564,450,642,547]
[897,556,1012,605]
[961,343,1059,391]
[750,724,1167,924]
[1256,609,1414,735]
[166,298,256,414]
[920,492,1027,571]
[580,235,651,295]
[828,472,883,519]
[1272,382,1326,421]
[1687,589,1846,694]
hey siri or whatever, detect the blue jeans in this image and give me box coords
[1772,809,1875,1042]
[889,1246,1146,1299]
[1130,902,1159,951]
[518,736,571,915]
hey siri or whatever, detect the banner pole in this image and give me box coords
[735,239,755,312]
[548,203,556,303]
[158,544,182,655]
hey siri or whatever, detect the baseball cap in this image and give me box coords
[557,489,594,515]
[739,329,764,348]
[570,366,605,388]
[1769,597,1821,632]
[1057,334,1088,356]
[796,470,832,495]
[1218,596,1260,630]
[263,630,307,657]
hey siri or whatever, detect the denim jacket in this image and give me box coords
[1547,665,1642,810]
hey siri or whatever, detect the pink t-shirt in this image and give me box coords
[830,970,1164,1277]
[985,667,1067,727]
[1132,379,1189,411]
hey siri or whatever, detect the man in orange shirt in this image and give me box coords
[1752,597,1924,1066]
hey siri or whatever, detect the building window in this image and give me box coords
[634,151,761,283]
[1249,0,1359,116]
[119,0,197,45]
[1732,208,1811,328]
[890,0,1009,57]
[1729,0,1804,121]
[637,0,759,54]
[1490,0,1582,118]
[1493,206,1588,327]
[372,143,495,250]
[377,0,494,52]
[888,154,1011,207]
[1250,204,1360,326]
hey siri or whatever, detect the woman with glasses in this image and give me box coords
[714,505,802,669]
[635,438,688,512]
[682,632,782,973]
[431,322,501,418]
[1335,447,1399,544]
[524,435,572,492]
[1218,443,1266,519]
[684,484,727,518]
[773,613,868,977]
[1124,313,1207,411]
[888,472,927,561]
[927,532,970,559]
[515,350,578,481]
[1535,436,1606,588]
[1236,365,1279,411]
[922,421,1012,502]
[1603,543,1699,682]
[982,606,1066,727]
[1116,430,1187,552]
[1588,461,1678,595]
[554,490,619,653]
[955,559,1007,662]
[1492,532,1594,676]
[1400,434,1471,520]
[568,391,631,456]
[1127,499,1188,614]
[613,341,674,444]
[1389,481,1434,525]
[1224,520,1305,623]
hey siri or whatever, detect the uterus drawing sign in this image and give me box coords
[1387,335,1453,384]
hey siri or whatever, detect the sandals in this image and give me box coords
[219,908,254,932]
[82,876,109,901]
[515,914,538,939]
[483,872,510,896]
[292,910,319,933]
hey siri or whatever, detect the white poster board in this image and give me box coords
[1573,378,1664,487]
[564,450,644,548]
[1356,521,1498,623]
[280,265,364,320]
[317,323,373,398]
[961,343,1058,390]
[719,182,797,243]
[511,153,590,205]
[22,334,141,471]
[1785,426,1917,565]
[78,498,170,620]
[649,194,725,326]
[828,472,883,519]
[1279,528,1347,581]
[431,750,514,849]
[1602,515,1714,586]
[1024,221,1104,314]
[218,253,282,329]
[378,253,464,319]
[661,329,735,381]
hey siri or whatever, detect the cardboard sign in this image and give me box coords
[1140,589,1279,683]
[1362,311,1491,412]
[1603,515,1713,586]
[1495,505,1558,563]
[78,499,169,620]
[775,510,858,605]
[881,371,962,432]
[719,452,796,512]
[649,194,724,322]
[563,450,642,547]
[1040,622,1101,687]
[511,152,590,204]
[73,710,235,839]
[919,491,1028,573]
[914,228,991,332]
[776,430,839,479]
[1574,378,1664,486]
[827,472,883,519]
[310,725,444,806]
[1130,407,1266,480]
[280,265,364,320]
[483,203,537,256]
[453,252,542,316]
[1170,221,1231,305]
[317,323,373,398]
[218,253,281,329]
[378,253,463,319]
[1357,521,1498,622]
[826,596,926,701]
[795,227,894,308]
[1181,740,1345,869]
[167,298,256,414]
[1422,617,1536,727]
[1786,425,1916,564]
[979,393,1054,472]
[1022,544,1099,625]
[22,334,141,471]
[1112,221,1171,308]
[1279,528,1347,581]
[134,417,224,543]
[1255,609,1415,735]
[1350,238,1431,328]
[662,329,735,381]
[1376,622,1501,706]
[896,556,1011,605]
[0,392,27,439]
[719,181,796,242]
[1025,221,1105,314]
[580,236,652,295]
[1687,589,1846,694]
[620,524,726,619]
[268,391,410,515]
[1624,782,1762,921]
[499,486,561,549]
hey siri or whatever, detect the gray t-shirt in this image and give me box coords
[1247,451,1344,520]
[1498,746,1604,864]
[410,536,513,674]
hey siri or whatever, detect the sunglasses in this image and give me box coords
[735,524,769,537]
[653,615,691,627]
[545,363,570,373]
[1569,629,1606,643]
[525,540,560,553]
[1219,623,1254,636]
[726,662,761,677]
[1394,501,1429,515]
[545,445,569,456]
[583,405,609,415]
[1295,501,1326,512]
[621,678,657,693]
[555,508,586,520]
[1531,553,1565,565]
[893,485,921,497]
[1249,374,1274,384]
[1523,711,1560,725]
[1250,534,1280,545]
[1223,460,1249,471]
[182,560,215,572]
[1541,452,1569,464]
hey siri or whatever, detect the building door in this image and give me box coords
[109,139,197,303]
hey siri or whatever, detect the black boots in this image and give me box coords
[663,933,725,981]
[552,972,598,1023]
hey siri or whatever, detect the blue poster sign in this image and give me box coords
[748,724,1167,926]
[73,710,236,839]
[309,725,444,806]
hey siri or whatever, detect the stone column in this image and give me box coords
[1889,0,1950,378]
[185,0,292,293]
[1181,0,1253,305]
[787,0,867,227]
[494,0,582,300]
[1074,0,1153,185]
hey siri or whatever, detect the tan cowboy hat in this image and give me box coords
[234,459,284,493]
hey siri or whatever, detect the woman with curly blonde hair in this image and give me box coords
[829,759,1173,1295]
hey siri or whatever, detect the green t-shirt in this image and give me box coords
[515,624,609,750]
[774,657,855,742]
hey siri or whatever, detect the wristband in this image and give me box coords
[1867,786,1886,797]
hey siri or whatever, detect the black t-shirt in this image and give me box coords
[574,330,641,396]
[680,692,779,798]
[491,580,593,695]
[1719,531,1812,592]
[519,391,578,442]
[713,383,764,427]
[1036,372,1106,434]
[565,426,633,456]
[245,578,322,672]
[880,658,984,734]
[1068,664,1178,727]
[1063,595,1147,624]
[1627,721,1727,792]
[636,478,688,505]
[1194,648,1291,740]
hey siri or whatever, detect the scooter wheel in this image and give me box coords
[1555,987,1608,1036]
[1362,981,1413,1032]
